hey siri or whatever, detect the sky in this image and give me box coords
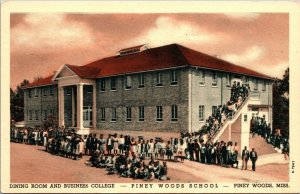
[10,13,288,90]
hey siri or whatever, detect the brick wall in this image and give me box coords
[95,68,189,132]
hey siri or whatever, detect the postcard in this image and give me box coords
[1,1,300,193]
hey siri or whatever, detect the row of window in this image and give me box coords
[99,70,178,92]
[100,105,178,122]
[199,71,267,91]
[28,86,54,98]
[28,109,55,121]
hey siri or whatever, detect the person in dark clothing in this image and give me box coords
[241,146,250,170]
[250,148,258,171]
[194,139,200,162]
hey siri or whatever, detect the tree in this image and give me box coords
[10,79,30,122]
[273,68,289,137]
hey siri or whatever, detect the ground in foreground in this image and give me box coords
[10,143,288,183]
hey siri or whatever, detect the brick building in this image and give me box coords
[23,43,273,138]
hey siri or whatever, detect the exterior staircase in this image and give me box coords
[209,96,250,143]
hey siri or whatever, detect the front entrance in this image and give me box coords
[83,106,93,128]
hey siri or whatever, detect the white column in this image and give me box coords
[77,84,83,129]
[188,69,192,133]
[92,84,97,129]
[228,123,232,141]
[71,87,75,127]
[58,86,65,127]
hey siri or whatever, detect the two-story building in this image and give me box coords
[23,43,273,135]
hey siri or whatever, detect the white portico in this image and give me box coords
[53,64,97,134]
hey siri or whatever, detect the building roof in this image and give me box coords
[23,43,273,89]
[23,75,56,89]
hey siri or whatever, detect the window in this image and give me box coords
[100,79,105,91]
[66,88,71,95]
[83,110,88,121]
[28,89,32,98]
[110,77,117,91]
[199,105,205,121]
[29,110,32,120]
[244,114,247,122]
[226,74,231,87]
[126,107,132,121]
[212,106,217,116]
[212,72,217,86]
[111,107,117,122]
[34,88,38,97]
[171,105,178,121]
[43,87,47,96]
[138,73,145,88]
[68,109,72,120]
[245,77,249,86]
[125,76,132,89]
[254,79,258,90]
[139,106,145,121]
[170,69,178,85]
[262,80,266,91]
[156,72,162,86]
[156,106,163,121]
[43,110,48,120]
[100,108,106,121]
[49,86,54,95]
[35,110,39,120]
[199,70,205,85]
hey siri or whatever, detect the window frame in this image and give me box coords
[212,106,217,116]
[100,78,106,92]
[199,70,206,86]
[171,105,178,121]
[262,80,266,91]
[125,75,132,89]
[111,107,117,122]
[110,77,117,91]
[212,72,218,86]
[139,106,145,121]
[126,107,132,121]
[138,73,145,88]
[170,69,178,85]
[156,106,163,121]
[199,105,205,121]
[49,85,54,96]
[100,108,106,122]
[156,72,163,86]
[226,74,231,87]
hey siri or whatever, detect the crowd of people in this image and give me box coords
[251,116,289,159]
[87,153,169,181]
[199,84,250,142]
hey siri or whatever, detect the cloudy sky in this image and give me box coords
[10,13,288,89]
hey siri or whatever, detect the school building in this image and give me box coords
[22,43,273,141]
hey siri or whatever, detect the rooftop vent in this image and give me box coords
[118,44,150,56]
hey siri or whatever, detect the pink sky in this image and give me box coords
[10,13,288,90]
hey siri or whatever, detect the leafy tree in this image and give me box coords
[273,68,289,137]
[10,79,29,122]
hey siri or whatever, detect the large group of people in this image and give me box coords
[199,84,250,142]
[87,152,169,181]
[10,83,288,177]
[250,116,289,159]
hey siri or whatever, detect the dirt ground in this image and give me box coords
[10,143,288,183]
